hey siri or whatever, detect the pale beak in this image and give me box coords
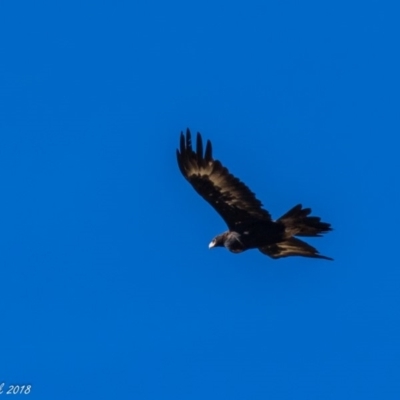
[208,241,215,249]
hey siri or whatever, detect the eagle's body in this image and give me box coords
[211,221,284,253]
[176,129,332,260]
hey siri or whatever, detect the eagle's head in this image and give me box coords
[208,233,227,249]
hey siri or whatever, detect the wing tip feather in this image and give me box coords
[186,128,192,151]
[196,132,203,160]
[205,139,212,161]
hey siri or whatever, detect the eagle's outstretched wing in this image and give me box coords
[177,128,271,229]
[259,237,333,260]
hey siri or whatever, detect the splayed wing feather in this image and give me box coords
[196,133,203,160]
[205,140,212,161]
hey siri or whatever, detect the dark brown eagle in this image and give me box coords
[176,129,333,260]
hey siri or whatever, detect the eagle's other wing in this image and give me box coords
[259,237,333,260]
[176,129,271,229]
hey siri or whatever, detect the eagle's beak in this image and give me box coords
[208,241,215,249]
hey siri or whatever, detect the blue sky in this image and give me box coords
[1,0,399,399]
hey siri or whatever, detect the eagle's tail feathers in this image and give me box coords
[278,204,332,237]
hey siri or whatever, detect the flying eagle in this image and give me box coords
[176,129,333,260]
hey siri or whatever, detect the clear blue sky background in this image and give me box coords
[1,1,399,399]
